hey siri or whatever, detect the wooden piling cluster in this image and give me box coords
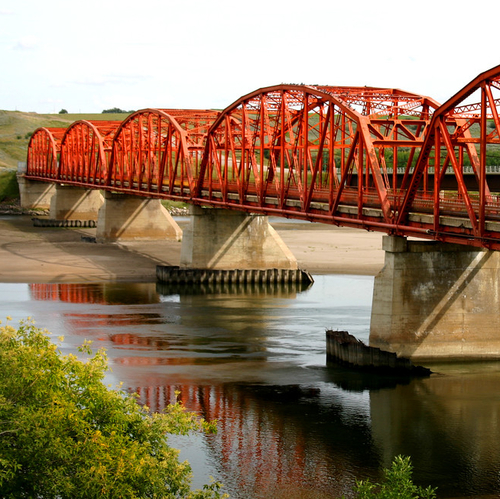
[156,280,312,296]
[156,266,314,286]
[32,218,97,228]
[326,330,431,375]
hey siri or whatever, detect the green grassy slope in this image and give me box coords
[0,111,129,169]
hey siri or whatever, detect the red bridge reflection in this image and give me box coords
[28,281,366,497]
[133,383,363,498]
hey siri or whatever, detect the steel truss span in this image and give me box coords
[25,65,500,249]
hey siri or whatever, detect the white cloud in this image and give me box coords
[12,36,39,51]
[1,0,500,113]
[72,74,149,87]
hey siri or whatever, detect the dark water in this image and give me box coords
[1,276,500,498]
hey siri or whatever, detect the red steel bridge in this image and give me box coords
[25,65,500,250]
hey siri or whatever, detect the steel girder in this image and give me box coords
[397,64,500,247]
[195,84,439,229]
[59,120,121,184]
[106,109,219,196]
[26,127,66,179]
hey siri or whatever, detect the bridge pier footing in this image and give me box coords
[370,236,500,361]
[17,176,56,210]
[49,184,104,221]
[96,192,182,242]
[179,206,298,270]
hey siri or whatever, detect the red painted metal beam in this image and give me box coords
[26,127,66,179]
[22,66,500,250]
[59,120,121,184]
[397,64,500,247]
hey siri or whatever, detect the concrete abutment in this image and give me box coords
[96,192,182,242]
[370,235,500,361]
[49,184,104,221]
[17,175,56,210]
[179,206,298,270]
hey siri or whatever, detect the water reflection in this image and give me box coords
[0,279,495,497]
[30,282,160,305]
[132,382,376,499]
[370,372,500,497]
[156,279,313,296]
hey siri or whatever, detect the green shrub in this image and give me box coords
[352,455,436,499]
[0,318,227,498]
[0,169,19,202]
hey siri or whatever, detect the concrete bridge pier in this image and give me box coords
[179,206,298,270]
[96,191,182,242]
[49,184,104,221]
[370,235,500,361]
[17,176,56,210]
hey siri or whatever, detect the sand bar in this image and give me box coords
[0,216,385,283]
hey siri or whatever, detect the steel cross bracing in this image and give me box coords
[25,65,500,250]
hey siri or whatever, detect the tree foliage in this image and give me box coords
[0,318,227,498]
[102,107,133,114]
[353,455,437,499]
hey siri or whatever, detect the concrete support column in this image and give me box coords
[49,184,104,220]
[370,235,500,361]
[180,206,298,270]
[96,192,182,242]
[17,176,56,210]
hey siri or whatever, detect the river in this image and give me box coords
[1,276,499,498]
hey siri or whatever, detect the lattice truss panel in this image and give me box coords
[107,109,219,196]
[399,67,500,245]
[59,121,119,184]
[197,85,438,227]
[27,127,66,179]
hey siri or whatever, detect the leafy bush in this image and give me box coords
[0,318,227,498]
[0,169,19,202]
[353,455,436,499]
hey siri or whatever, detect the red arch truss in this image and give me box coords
[195,85,439,226]
[398,64,500,246]
[59,120,121,184]
[106,109,219,197]
[26,127,66,179]
[22,66,500,249]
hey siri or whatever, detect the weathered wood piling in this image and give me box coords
[326,330,431,376]
[156,279,312,296]
[32,218,97,228]
[156,265,314,286]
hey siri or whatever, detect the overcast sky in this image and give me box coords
[1,0,499,114]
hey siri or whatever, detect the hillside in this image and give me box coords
[0,111,128,170]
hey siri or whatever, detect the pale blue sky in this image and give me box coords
[1,0,499,114]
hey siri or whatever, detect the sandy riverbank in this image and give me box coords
[0,215,385,283]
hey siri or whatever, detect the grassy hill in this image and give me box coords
[0,110,129,170]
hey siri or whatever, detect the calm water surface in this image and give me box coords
[1,276,500,498]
